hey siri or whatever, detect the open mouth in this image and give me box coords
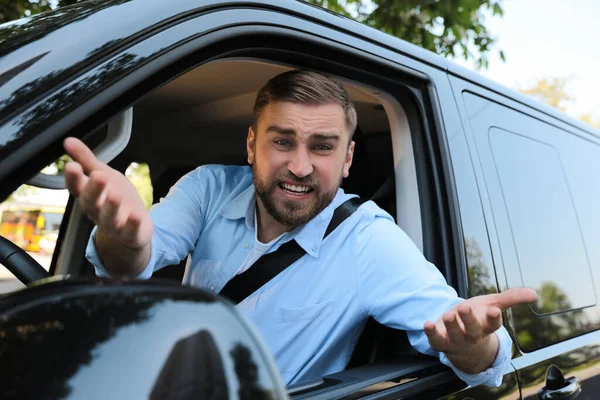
[278,182,314,196]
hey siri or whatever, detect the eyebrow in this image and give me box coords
[266,125,341,141]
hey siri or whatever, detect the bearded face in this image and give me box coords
[252,160,343,226]
[247,102,354,228]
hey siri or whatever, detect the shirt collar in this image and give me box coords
[292,189,349,257]
[220,184,350,257]
[220,184,256,231]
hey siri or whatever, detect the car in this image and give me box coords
[1,0,599,399]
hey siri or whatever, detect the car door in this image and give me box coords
[448,70,600,400]
[417,66,523,400]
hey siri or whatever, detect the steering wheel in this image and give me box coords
[0,235,51,284]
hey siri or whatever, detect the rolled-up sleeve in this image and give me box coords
[85,167,208,278]
[355,215,513,387]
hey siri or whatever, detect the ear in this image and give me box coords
[247,126,256,165]
[342,140,355,178]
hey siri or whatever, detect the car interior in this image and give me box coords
[5,57,448,394]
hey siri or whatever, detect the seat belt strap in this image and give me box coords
[219,197,365,304]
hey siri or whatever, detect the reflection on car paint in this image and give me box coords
[0,278,278,399]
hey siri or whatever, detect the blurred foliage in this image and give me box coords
[0,0,80,23]
[308,0,505,68]
[4,184,39,202]
[579,113,600,129]
[465,236,497,297]
[519,77,574,112]
[126,162,153,210]
[512,281,585,352]
[52,154,71,173]
[519,77,600,128]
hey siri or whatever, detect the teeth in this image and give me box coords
[281,183,311,193]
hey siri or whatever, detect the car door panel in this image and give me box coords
[448,74,600,400]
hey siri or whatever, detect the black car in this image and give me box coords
[1,1,599,399]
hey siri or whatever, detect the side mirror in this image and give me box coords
[0,277,289,399]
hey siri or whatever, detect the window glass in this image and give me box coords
[488,127,597,313]
[462,91,599,351]
[446,126,498,297]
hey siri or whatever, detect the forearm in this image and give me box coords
[95,230,152,278]
[444,333,500,374]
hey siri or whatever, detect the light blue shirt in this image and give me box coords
[87,165,512,386]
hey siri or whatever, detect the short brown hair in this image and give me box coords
[253,70,357,140]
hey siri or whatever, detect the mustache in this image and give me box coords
[276,173,318,186]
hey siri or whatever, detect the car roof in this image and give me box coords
[0,0,448,121]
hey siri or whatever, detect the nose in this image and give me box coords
[288,148,313,178]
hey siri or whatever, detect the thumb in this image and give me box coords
[63,137,105,174]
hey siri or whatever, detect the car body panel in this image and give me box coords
[448,74,600,400]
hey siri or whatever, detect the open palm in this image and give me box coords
[424,287,537,355]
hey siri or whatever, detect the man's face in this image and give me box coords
[247,101,355,227]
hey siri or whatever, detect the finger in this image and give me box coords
[79,171,109,221]
[457,302,483,339]
[424,320,437,337]
[64,161,88,197]
[491,287,538,311]
[118,211,144,246]
[443,310,465,344]
[424,320,447,350]
[63,137,105,175]
[97,192,124,232]
[483,307,503,334]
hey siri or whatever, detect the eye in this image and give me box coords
[314,144,333,151]
[274,139,291,147]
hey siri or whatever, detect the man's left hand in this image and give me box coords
[423,287,537,374]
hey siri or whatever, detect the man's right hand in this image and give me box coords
[63,137,153,253]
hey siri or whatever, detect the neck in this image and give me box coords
[255,198,294,243]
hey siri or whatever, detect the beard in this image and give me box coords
[252,162,343,227]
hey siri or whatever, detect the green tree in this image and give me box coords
[308,0,505,68]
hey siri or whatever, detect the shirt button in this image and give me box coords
[244,243,249,248]
[210,286,215,291]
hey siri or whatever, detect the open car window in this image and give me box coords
[0,165,69,294]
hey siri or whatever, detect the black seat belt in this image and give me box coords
[219,197,365,304]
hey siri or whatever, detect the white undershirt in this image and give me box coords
[234,209,286,275]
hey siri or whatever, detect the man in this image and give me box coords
[64,70,536,386]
